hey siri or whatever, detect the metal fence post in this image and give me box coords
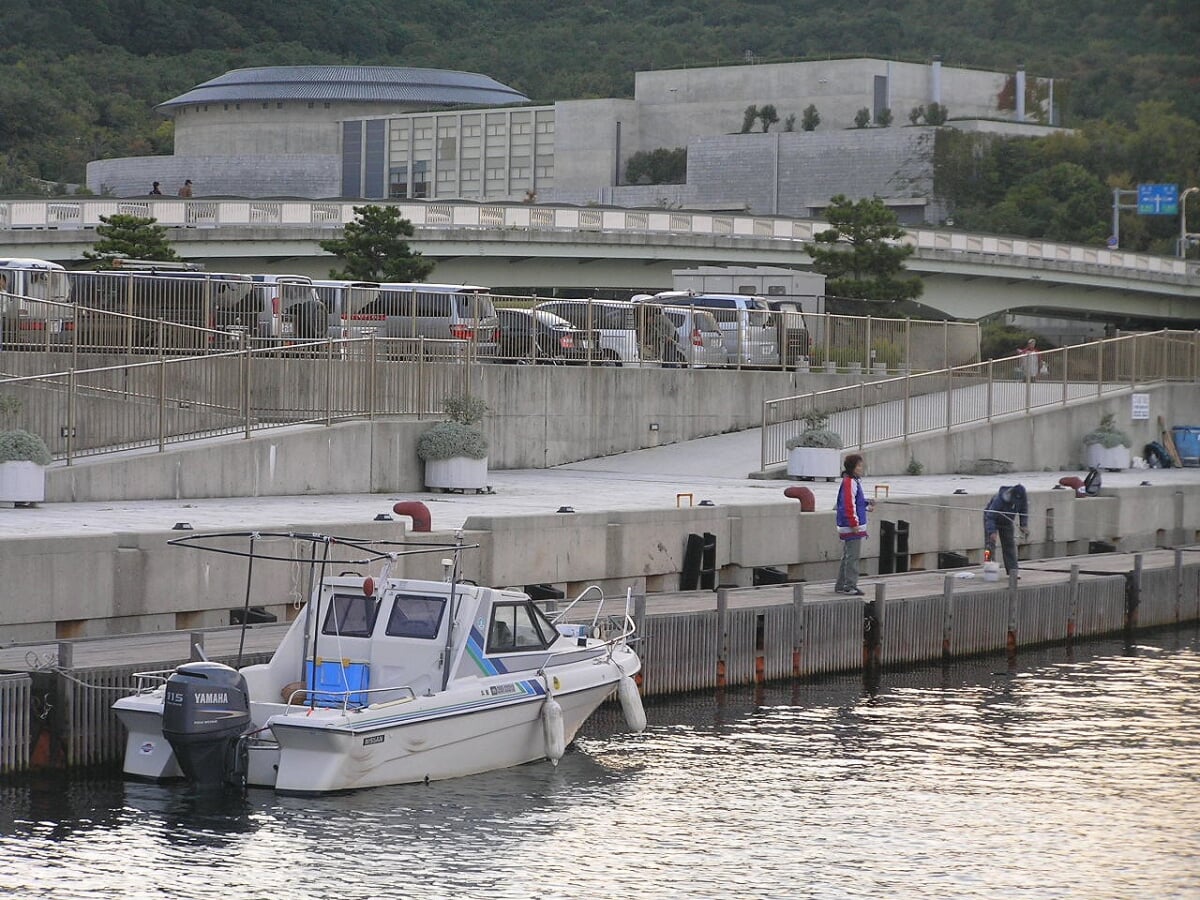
[986,359,994,421]
[325,334,334,427]
[858,381,866,448]
[243,339,252,439]
[157,357,166,452]
[368,336,377,420]
[66,368,76,466]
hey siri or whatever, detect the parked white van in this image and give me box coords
[0,258,71,346]
[340,283,501,358]
[652,291,780,367]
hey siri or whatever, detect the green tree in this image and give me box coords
[319,204,434,282]
[854,108,871,128]
[925,102,949,125]
[801,104,820,131]
[807,195,923,303]
[783,113,796,132]
[625,147,687,184]
[82,214,179,265]
[757,104,779,133]
[875,107,893,127]
[740,105,758,134]
[909,106,925,125]
[988,162,1110,243]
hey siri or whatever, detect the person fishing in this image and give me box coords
[835,453,874,596]
[983,484,1028,576]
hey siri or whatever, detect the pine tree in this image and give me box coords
[319,204,434,282]
[807,195,923,303]
[82,214,179,266]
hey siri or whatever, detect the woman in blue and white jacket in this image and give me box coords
[835,453,874,596]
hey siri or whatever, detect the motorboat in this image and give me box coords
[112,530,645,794]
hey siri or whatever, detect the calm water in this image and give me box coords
[2,630,1198,900]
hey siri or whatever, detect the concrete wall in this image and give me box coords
[40,373,1199,506]
[6,479,1197,644]
[87,154,341,200]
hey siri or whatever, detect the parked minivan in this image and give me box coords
[238,274,328,342]
[0,258,71,347]
[534,298,684,365]
[312,280,382,339]
[652,291,780,367]
[345,283,501,358]
[66,269,255,351]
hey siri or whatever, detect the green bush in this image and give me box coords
[0,430,52,465]
[785,410,844,450]
[1082,412,1131,448]
[417,394,489,461]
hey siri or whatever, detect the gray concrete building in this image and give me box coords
[88,58,1062,224]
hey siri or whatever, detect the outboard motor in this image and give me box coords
[161,661,250,788]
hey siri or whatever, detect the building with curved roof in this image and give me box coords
[88,65,529,198]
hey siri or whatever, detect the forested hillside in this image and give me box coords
[0,0,1197,250]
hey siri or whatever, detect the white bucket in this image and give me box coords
[983,560,1000,582]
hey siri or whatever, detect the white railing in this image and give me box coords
[2,199,1195,283]
[760,330,1200,469]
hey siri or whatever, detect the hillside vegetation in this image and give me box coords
[1,0,1197,251]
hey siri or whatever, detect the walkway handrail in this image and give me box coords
[760,329,1200,470]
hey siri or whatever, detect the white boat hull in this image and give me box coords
[267,679,618,793]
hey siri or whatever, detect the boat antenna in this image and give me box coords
[234,532,259,668]
[440,531,465,692]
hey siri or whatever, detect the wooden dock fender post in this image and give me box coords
[1175,549,1184,624]
[863,584,885,670]
[1006,570,1019,657]
[1127,553,1143,630]
[791,583,805,677]
[942,574,954,659]
[1067,564,1080,641]
[716,587,729,687]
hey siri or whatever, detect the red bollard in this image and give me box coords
[783,486,816,512]
[392,501,432,532]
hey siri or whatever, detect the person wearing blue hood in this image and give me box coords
[984,484,1029,575]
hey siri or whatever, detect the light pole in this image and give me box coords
[1181,186,1200,258]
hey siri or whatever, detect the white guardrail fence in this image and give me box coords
[0,199,1195,282]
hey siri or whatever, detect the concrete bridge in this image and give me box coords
[2,198,1198,323]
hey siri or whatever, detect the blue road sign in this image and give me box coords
[1137,183,1178,215]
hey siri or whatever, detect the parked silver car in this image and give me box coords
[662,305,726,368]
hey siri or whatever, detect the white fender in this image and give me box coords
[541,696,565,764]
[618,675,646,733]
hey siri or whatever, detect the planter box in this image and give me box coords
[425,456,489,492]
[786,447,841,481]
[1084,443,1130,471]
[0,461,45,504]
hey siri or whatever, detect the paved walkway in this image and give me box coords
[3,426,1198,538]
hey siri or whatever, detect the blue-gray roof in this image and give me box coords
[158,66,529,112]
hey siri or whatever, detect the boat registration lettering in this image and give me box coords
[487,683,520,697]
[363,735,385,746]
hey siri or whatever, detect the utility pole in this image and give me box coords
[1180,187,1199,258]
[1110,188,1136,249]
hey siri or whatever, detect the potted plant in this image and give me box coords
[785,410,844,481]
[1082,412,1131,471]
[0,396,51,505]
[416,394,490,492]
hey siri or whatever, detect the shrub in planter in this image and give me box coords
[416,395,489,462]
[786,411,844,480]
[1082,412,1131,470]
[0,429,52,465]
[785,411,845,451]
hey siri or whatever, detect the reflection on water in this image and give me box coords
[1,631,1198,899]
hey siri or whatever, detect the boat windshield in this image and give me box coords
[488,600,557,653]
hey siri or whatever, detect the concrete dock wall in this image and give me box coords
[5,481,1198,644]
